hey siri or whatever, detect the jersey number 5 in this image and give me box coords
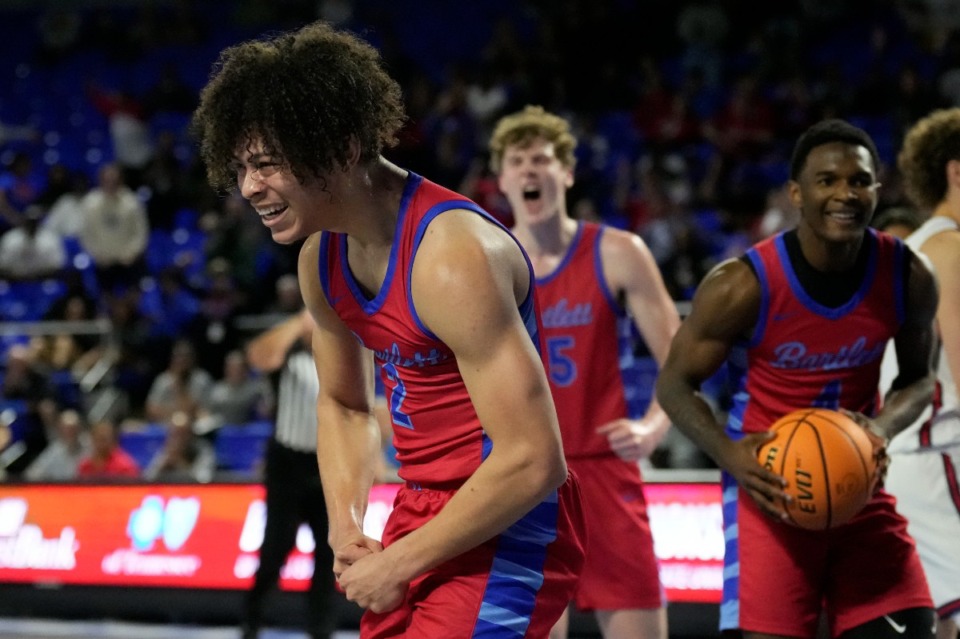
[546,335,577,387]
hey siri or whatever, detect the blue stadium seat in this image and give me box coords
[119,424,167,470]
[214,421,273,474]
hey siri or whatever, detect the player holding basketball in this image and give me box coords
[656,119,939,639]
[191,21,585,639]
[489,105,678,639]
[883,108,960,639]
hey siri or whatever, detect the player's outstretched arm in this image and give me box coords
[336,210,568,613]
[597,228,682,460]
[298,235,383,578]
[655,259,790,520]
[877,248,939,440]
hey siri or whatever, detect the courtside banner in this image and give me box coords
[0,481,721,601]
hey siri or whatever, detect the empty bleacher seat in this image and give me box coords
[214,421,272,475]
[119,424,167,471]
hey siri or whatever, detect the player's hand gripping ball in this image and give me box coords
[757,408,878,530]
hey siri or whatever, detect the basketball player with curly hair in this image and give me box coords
[192,21,585,639]
[656,119,939,638]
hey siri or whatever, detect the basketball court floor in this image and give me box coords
[0,619,360,639]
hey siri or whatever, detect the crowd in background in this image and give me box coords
[1,0,959,480]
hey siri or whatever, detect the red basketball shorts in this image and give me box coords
[566,456,663,611]
[360,473,586,638]
[727,477,932,637]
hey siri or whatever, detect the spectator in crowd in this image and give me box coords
[41,170,90,240]
[29,293,102,377]
[144,339,212,424]
[872,205,924,240]
[78,162,149,293]
[0,204,66,281]
[0,152,42,230]
[195,349,272,437]
[76,419,140,479]
[86,83,154,183]
[1,344,55,475]
[143,410,215,483]
[24,408,90,481]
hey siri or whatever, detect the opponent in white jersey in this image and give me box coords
[883,108,960,639]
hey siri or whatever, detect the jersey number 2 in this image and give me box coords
[383,362,413,430]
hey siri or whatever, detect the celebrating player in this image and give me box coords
[490,105,678,639]
[191,21,585,639]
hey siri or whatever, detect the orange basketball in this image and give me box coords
[756,408,877,530]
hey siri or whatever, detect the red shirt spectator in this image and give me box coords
[76,420,140,479]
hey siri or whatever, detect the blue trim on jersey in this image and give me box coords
[744,248,770,348]
[775,231,878,320]
[534,221,584,287]
[407,196,490,339]
[892,236,906,326]
[405,184,541,354]
[592,226,621,312]
[471,493,558,638]
[318,231,333,304]
[719,471,741,632]
[338,173,423,315]
[519,293,541,356]
[481,431,493,461]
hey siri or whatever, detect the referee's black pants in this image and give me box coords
[243,439,338,639]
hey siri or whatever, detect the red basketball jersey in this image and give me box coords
[728,229,906,436]
[537,222,642,458]
[317,173,542,486]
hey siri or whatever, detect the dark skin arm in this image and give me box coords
[655,258,791,521]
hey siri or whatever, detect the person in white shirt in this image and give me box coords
[78,162,149,292]
[0,205,66,280]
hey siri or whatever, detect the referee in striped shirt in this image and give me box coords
[241,308,339,639]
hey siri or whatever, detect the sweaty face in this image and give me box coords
[790,142,880,244]
[497,138,573,224]
[230,138,323,244]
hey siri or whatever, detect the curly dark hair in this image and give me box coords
[898,108,960,211]
[789,119,880,180]
[191,21,406,192]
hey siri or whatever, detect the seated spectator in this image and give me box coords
[0,152,43,231]
[29,293,103,377]
[78,162,149,294]
[872,205,923,240]
[24,408,90,481]
[41,170,90,240]
[195,349,272,436]
[1,344,56,475]
[143,411,215,483]
[76,419,140,479]
[0,205,66,281]
[144,339,212,423]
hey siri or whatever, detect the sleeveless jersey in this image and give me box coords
[887,216,960,453]
[727,229,906,436]
[536,222,645,458]
[317,173,542,486]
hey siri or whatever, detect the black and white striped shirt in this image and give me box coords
[274,349,319,453]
